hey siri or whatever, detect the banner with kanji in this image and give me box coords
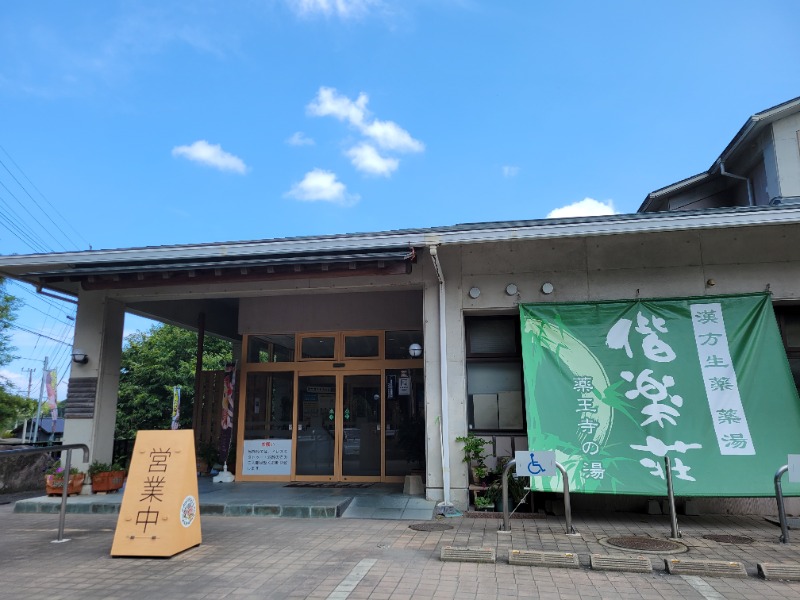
[519,293,800,497]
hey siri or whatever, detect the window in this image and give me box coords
[247,335,295,363]
[774,305,800,392]
[465,316,524,432]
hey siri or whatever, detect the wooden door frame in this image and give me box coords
[236,332,423,483]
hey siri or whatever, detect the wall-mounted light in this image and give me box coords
[541,282,554,294]
[706,279,716,287]
[72,349,88,364]
[408,343,423,358]
[468,287,481,299]
[505,283,518,296]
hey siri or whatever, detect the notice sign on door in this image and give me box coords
[111,430,201,557]
[242,439,292,475]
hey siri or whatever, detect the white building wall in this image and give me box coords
[773,114,800,198]
[62,290,125,475]
[445,223,800,513]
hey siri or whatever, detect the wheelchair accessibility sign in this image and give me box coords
[515,450,556,478]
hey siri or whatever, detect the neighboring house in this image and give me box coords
[11,417,64,443]
[640,96,800,212]
[2,97,800,514]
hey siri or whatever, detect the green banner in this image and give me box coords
[520,293,800,496]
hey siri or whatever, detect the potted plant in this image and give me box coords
[87,460,126,493]
[44,461,85,496]
[474,494,495,511]
[456,433,489,484]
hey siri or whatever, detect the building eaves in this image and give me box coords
[3,204,800,281]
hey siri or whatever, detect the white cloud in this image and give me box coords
[547,197,617,219]
[171,140,247,174]
[307,87,368,126]
[346,143,398,176]
[289,0,381,19]
[307,86,423,160]
[502,165,519,177]
[362,119,424,152]
[286,131,315,146]
[285,169,359,206]
[0,368,26,393]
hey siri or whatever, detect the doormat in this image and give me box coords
[284,482,373,489]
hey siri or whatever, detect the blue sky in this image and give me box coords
[1,0,799,402]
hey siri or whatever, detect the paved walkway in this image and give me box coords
[2,499,800,599]
[12,480,437,520]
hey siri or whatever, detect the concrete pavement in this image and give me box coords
[2,500,800,599]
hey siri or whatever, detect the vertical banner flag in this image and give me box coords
[519,293,800,497]
[218,362,237,466]
[45,369,58,426]
[170,386,181,430]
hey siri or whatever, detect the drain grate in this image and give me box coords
[605,536,685,552]
[702,534,753,544]
[409,522,453,531]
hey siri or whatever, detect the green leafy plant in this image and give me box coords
[45,460,82,477]
[488,456,529,511]
[456,433,490,484]
[87,460,126,477]
[474,494,494,510]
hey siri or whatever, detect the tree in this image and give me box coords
[0,278,23,434]
[0,278,19,367]
[115,324,232,438]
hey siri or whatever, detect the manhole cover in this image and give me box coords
[702,534,754,544]
[604,536,686,553]
[409,522,453,531]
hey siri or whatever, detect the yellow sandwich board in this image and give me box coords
[111,430,201,557]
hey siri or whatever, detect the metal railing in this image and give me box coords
[501,459,575,535]
[0,443,90,543]
[774,464,790,544]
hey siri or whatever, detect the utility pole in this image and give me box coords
[21,368,35,442]
[32,357,48,444]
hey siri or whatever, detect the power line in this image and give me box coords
[9,322,72,346]
[0,144,91,249]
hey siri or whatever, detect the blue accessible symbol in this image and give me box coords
[527,452,546,475]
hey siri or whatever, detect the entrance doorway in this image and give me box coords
[295,373,381,480]
[238,330,424,482]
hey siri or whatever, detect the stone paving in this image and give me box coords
[2,500,800,599]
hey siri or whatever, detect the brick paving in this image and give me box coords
[2,501,800,599]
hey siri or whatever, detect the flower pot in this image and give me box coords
[91,470,126,493]
[45,473,85,496]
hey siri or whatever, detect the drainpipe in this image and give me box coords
[428,245,452,506]
[719,162,754,206]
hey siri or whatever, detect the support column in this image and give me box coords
[62,290,125,472]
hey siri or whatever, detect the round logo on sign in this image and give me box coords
[180,495,197,528]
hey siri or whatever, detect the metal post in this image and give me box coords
[775,465,790,544]
[501,459,516,531]
[555,462,575,535]
[0,444,89,544]
[664,456,681,539]
[54,448,73,543]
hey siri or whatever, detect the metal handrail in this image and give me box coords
[501,458,575,535]
[0,443,90,543]
[775,465,790,544]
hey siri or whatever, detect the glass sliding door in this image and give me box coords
[295,375,337,476]
[341,374,381,478]
[385,369,425,476]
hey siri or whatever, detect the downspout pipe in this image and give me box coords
[719,162,754,206]
[428,245,452,506]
